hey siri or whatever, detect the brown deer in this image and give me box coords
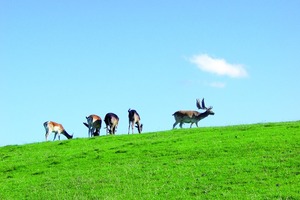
[128,109,143,134]
[44,121,73,141]
[83,114,102,137]
[172,98,214,129]
[104,113,119,135]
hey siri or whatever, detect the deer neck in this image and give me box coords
[62,130,73,139]
[197,111,210,120]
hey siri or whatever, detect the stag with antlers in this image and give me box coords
[172,98,215,129]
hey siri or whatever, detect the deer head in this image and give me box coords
[196,98,214,115]
[135,124,143,133]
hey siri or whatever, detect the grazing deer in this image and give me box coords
[104,113,119,135]
[128,109,143,134]
[83,114,102,137]
[44,121,73,141]
[172,98,214,129]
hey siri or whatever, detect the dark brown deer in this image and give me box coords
[128,109,143,134]
[172,98,214,129]
[104,113,119,135]
[83,114,102,137]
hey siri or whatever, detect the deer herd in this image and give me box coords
[44,98,214,141]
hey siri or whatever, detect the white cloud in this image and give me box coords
[189,54,248,78]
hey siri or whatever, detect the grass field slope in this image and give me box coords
[0,121,299,199]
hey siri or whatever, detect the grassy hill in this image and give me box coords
[0,121,299,199]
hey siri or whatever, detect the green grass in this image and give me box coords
[0,121,299,199]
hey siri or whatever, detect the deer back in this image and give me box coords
[87,114,102,129]
[173,110,200,119]
[128,109,140,122]
[104,113,119,126]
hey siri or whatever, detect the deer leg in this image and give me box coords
[128,122,131,134]
[108,125,112,135]
[88,127,91,137]
[179,122,183,128]
[53,133,57,141]
[89,128,92,137]
[128,121,134,134]
[137,123,142,134]
[190,123,194,128]
[106,125,109,135]
[195,122,199,127]
[132,122,135,134]
[45,131,49,141]
[112,126,115,135]
[92,127,95,137]
[173,122,178,129]
[91,127,95,137]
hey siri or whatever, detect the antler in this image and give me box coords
[201,98,207,109]
[196,99,201,109]
[196,98,208,110]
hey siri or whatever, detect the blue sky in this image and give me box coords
[1,1,299,146]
